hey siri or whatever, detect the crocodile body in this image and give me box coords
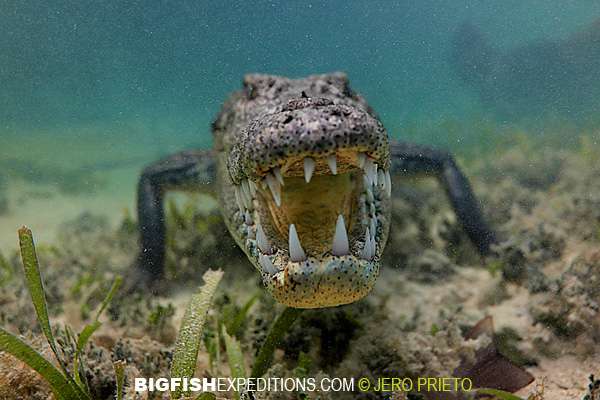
[135,73,495,308]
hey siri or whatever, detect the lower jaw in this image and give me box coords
[263,256,381,308]
[251,178,392,307]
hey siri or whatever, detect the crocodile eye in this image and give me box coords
[244,85,257,100]
[243,74,262,99]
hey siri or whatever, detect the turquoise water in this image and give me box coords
[3,2,600,145]
[1,1,600,245]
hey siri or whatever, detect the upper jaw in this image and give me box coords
[227,102,390,185]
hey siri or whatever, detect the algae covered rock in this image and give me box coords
[335,319,490,399]
[405,249,456,284]
[492,222,565,288]
[384,182,478,270]
[530,248,600,342]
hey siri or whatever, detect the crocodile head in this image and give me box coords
[215,73,391,308]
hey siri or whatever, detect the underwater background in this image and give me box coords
[1,0,600,244]
[2,3,600,398]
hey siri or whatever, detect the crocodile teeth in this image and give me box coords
[360,228,373,260]
[332,214,349,256]
[303,157,315,183]
[265,173,281,207]
[248,180,258,197]
[241,180,253,209]
[377,170,385,191]
[256,223,272,254]
[370,217,377,238]
[327,154,337,175]
[384,170,392,197]
[242,179,252,199]
[364,158,378,186]
[357,153,367,168]
[234,185,244,213]
[288,224,307,262]
[372,162,378,186]
[369,234,376,257]
[273,167,284,186]
[259,253,277,275]
[244,210,253,225]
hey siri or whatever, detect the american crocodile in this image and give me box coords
[134,73,495,308]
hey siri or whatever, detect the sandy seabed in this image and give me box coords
[0,135,599,400]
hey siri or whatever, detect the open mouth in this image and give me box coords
[231,147,391,307]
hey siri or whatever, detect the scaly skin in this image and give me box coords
[213,73,391,308]
[135,72,496,309]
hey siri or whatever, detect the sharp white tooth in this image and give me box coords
[259,254,278,275]
[241,180,253,209]
[372,163,378,186]
[234,185,244,212]
[357,153,367,168]
[256,223,271,254]
[364,159,377,186]
[243,193,252,210]
[241,180,252,201]
[360,228,372,260]
[369,234,377,257]
[265,173,281,207]
[248,180,258,197]
[327,154,337,175]
[273,167,284,186]
[303,157,315,183]
[385,170,392,197]
[288,224,306,262]
[370,217,377,238]
[377,170,385,190]
[244,210,253,225]
[332,214,349,256]
[370,203,376,216]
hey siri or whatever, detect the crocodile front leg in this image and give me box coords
[390,141,496,254]
[135,150,216,285]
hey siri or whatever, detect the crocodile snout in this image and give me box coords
[226,101,391,307]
